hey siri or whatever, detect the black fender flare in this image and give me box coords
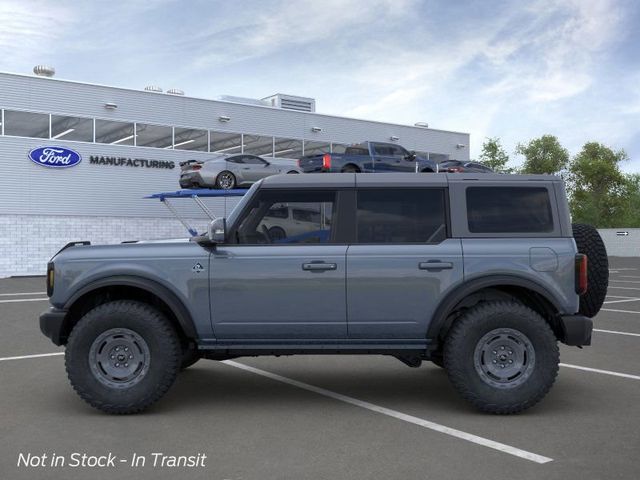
[64,275,197,339]
[426,274,564,341]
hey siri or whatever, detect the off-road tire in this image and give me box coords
[65,300,181,414]
[443,301,559,414]
[430,351,444,368]
[181,342,201,370]
[572,223,608,317]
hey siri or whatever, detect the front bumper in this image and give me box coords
[40,307,69,346]
[559,314,593,346]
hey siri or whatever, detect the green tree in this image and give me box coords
[516,135,569,175]
[568,142,630,227]
[478,137,513,173]
[619,174,640,228]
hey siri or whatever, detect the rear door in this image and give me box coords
[346,186,463,339]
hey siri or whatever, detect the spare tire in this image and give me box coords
[572,223,608,317]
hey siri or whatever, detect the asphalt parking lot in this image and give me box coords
[1,257,639,480]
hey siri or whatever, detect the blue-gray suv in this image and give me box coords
[40,173,608,414]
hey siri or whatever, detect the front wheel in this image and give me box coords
[65,300,181,414]
[443,301,559,414]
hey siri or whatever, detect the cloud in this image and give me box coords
[0,1,75,65]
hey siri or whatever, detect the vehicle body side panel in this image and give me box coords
[461,238,579,314]
[50,242,213,338]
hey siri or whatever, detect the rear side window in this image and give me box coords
[466,187,553,233]
[356,189,447,243]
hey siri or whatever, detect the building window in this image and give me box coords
[95,119,135,145]
[243,134,274,156]
[304,140,331,156]
[210,131,243,154]
[356,189,447,243]
[4,110,49,138]
[173,127,208,151]
[273,137,303,159]
[50,115,93,142]
[135,123,173,149]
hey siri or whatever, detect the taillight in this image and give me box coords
[46,262,54,297]
[297,159,301,168]
[447,166,464,173]
[575,254,588,295]
[192,164,202,170]
[322,154,331,170]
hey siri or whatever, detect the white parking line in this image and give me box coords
[593,328,640,338]
[610,280,640,284]
[222,360,553,464]
[602,308,640,314]
[0,352,63,362]
[0,298,49,304]
[616,275,640,279]
[603,298,640,304]
[0,292,46,296]
[607,286,640,292]
[609,268,637,271]
[560,363,640,381]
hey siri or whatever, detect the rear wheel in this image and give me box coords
[65,300,181,414]
[572,223,608,317]
[341,165,360,173]
[444,301,559,414]
[215,171,236,190]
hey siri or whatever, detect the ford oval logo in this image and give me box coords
[28,146,82,168]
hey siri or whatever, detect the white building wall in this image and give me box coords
[0,214,214,277]
[597,229,640,257]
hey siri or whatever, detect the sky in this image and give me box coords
[1,0,639,171]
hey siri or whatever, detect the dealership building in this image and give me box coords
[0,68,470,277]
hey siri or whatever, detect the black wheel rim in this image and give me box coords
[218,173,234,189]
[89,328,150,389]
[473,328,535,389]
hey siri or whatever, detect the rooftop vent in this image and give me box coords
[144,85,163,93]
[33,65,55,77]
[167,88,184,96]
[262,94,316,113]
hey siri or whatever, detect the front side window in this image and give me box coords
[235,190,335,244]
[356,189,447,243]
[242,155,267,165]
[466,187,553,233]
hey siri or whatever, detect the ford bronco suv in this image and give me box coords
[40,173,608,414]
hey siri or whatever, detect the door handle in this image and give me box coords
[302,262,337,272]
[419,261,453,271]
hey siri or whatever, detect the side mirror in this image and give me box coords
[208,217,226,244]
[405,151,417,161]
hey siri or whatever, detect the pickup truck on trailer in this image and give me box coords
[40,173,608,415]
[298,141,439,173]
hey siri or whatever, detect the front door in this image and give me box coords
[346,188,463,338]
[210,188,348,339]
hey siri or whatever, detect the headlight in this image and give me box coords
[47,262,54,297]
